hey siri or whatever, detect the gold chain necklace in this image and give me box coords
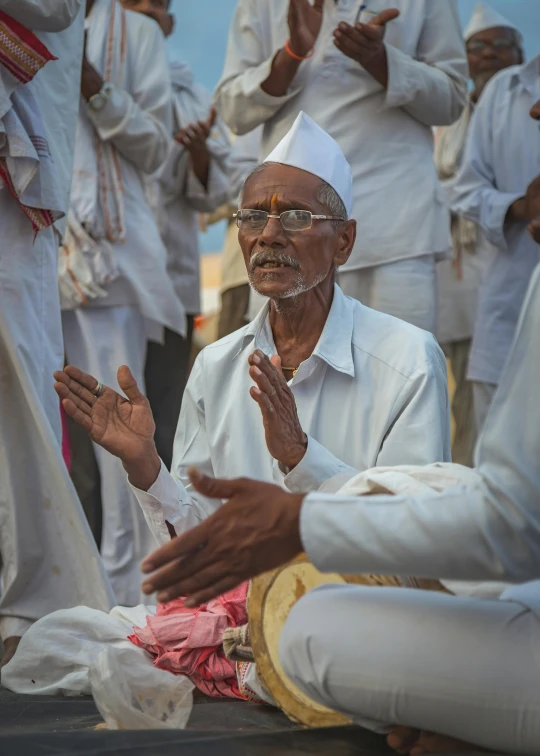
[281,366,299,376]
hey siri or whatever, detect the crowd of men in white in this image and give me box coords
[1,0,540,753]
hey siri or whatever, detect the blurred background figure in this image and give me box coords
[0,0,114,668]
[215,0,468,333]
[452,46,540,436]
[59,0,185,606]
[121,0,231,471]
[434,2,523,466]
[215,126,263,339]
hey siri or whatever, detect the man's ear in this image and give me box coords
[164,12,175,36]
[333,219,356,268]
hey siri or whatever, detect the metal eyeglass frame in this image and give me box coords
[233,209,345,232]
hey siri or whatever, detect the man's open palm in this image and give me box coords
[54,365,155,463]
[288,0,324,57]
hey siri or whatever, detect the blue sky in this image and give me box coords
[167,0,540,252]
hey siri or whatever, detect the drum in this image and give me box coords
[247,554,403,728]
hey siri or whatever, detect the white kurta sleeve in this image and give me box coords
[86,20,171,175]
[130,354,224,539]
[0,0,82,31]
[301,265,540,584]
[214,0,305,135]
[383,0,467,126]
[451,77,523,251]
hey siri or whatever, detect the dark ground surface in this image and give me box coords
[0,686,510,756]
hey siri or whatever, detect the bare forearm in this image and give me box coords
[261,48,301,97]
[360,48,388,88]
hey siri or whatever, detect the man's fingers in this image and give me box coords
[117,365,145,404]
[249,364,278,401]
[55,382,92,416]
[56,368,98,407]
[154,562,232,603]
[270,354,284,377]
[370,8,400,26]
[250,385,276,417]
[313,0,324,10]
[188,467,245,501]
[141,520,211,575]
[64,364,100,393]
[206,106,217,129]
[61,397,93,434]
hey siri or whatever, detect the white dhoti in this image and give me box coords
[338,255,437,334]
[0,191,115,639]
[280,583,540,755]
[62,306,158,606]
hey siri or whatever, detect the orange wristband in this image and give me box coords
[284,39,314,61]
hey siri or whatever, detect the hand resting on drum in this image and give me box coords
[141,469,305,606]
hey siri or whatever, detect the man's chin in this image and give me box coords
[250,271,303,299]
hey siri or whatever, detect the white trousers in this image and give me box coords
[338,255,437,334]
[62,306,157,606]
[0,190,114,639]
[280,584,540,755]
[472,381,498,437]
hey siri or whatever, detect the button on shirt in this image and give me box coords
[132,285,451,545]
[214,0,467,272]
[451,56,540,386]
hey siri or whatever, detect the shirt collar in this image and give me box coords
[233,284,355,378]
[511,55,540,96]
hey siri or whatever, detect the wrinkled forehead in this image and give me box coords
[242,163,324,211]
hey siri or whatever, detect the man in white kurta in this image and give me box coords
[0,1,114,666]
[60,0,186,606]
[452,55,540,436]
[215,0,467,333]
[1,114,450,691]
[434,3,523,466]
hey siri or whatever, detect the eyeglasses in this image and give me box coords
[466,38,516,54]
[234,209,345,232]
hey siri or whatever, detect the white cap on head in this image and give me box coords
[464,2,522,44]
[263,112,353,217]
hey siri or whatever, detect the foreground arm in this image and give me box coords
[0,0,82,31]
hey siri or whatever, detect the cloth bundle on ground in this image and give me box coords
[128,582,250,700]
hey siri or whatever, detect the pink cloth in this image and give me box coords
[129,582,249,699]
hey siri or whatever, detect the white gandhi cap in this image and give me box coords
[263,112,353,218]
[464,2,522,44]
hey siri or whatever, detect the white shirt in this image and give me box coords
[133,285,451,544]
[451,57,540,384]
[301,264,540,615]
[215,0,467,272]
[152,62,231,315]
[80,7,185,334]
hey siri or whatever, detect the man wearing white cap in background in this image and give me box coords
[1,114,450,691]
[434,2,523,466]
[452,30,540,436]
[215,0,468,333]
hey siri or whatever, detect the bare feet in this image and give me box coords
[387,726,486,754]
[0,636,21,668]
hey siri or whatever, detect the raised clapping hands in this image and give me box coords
[333,8,400,86]
[174,106,217,189]
[53,365,161,491]
[248,350,308,470]
[141,469,304,606]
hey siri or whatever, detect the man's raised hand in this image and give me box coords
[288,0,324,58]
[54,365,161,490]
[248,350,308,470]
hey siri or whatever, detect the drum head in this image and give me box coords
[248,555,376,728]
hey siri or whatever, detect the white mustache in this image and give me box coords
[249,251,300,273]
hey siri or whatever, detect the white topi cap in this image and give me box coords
[464,2,523,44]
[263,112,353,218]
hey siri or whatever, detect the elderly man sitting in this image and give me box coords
[2,114,450,697]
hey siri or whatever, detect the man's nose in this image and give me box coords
[530,100,540,121]
[480,45,497,60]
[258,217,287,246]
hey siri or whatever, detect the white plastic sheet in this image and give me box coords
[89,646,194,730]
